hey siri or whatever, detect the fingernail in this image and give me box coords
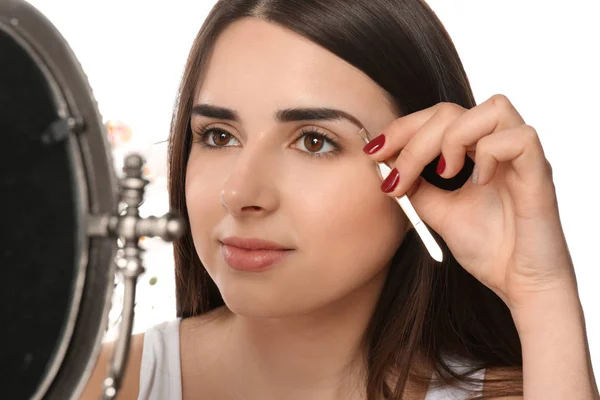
[363,134,386,154]
[436,154,446,175]
[381,168,400,193]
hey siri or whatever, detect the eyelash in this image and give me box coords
[192,125,342,159]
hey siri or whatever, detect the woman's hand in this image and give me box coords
[365,94,599,398]
[364,94,576,311]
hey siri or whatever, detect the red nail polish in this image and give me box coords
[436,155,446,175]
[381,168,400,193]
[363,134,386,154]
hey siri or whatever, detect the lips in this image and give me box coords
[221,237,291,251]
[220,237,293,272]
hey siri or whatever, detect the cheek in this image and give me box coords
[185,154,224,269]
[290,166,406,290]
[183,150,408,316]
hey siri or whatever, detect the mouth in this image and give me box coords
[220,236,292,251]
[219,236,294,272]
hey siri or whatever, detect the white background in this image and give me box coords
[25,0,600,373]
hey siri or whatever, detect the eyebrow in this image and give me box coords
[191,103,364,128]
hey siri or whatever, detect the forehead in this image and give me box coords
[195,18,396,129]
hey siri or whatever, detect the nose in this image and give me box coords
[219,145,280,218]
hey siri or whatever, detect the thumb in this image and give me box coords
[405,177,454,235]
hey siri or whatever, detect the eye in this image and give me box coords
[194,127,240,148]
[193,125,341,159]
[293,128,340,158]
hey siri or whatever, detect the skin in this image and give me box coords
[368,47,599,400]
[184,17,411,400]
[82,15,598,400]
[184,17,599,399]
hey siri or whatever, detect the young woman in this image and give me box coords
[83,0,598,399]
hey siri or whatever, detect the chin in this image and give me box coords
[215,273,334,319]
[219,286,305,318]
[222,295,305,319]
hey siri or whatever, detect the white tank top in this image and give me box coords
[138,319,485,400]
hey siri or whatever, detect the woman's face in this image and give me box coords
[186,18,409,317]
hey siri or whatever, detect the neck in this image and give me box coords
[222,268,388,399]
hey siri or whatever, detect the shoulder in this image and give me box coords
[482,367,523,399]
[179,306,232,370]
[137,319,183,399]
[427,356,522,399]
[180,307,233,398]
[79,332,145,400]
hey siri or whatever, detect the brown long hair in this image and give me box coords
[167,0,523,398]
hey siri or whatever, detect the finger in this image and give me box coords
[473,124,551,187]
[365,102,466,162]
[380,104,466,196]
[440,94,526,179]
[405,177,455,236]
